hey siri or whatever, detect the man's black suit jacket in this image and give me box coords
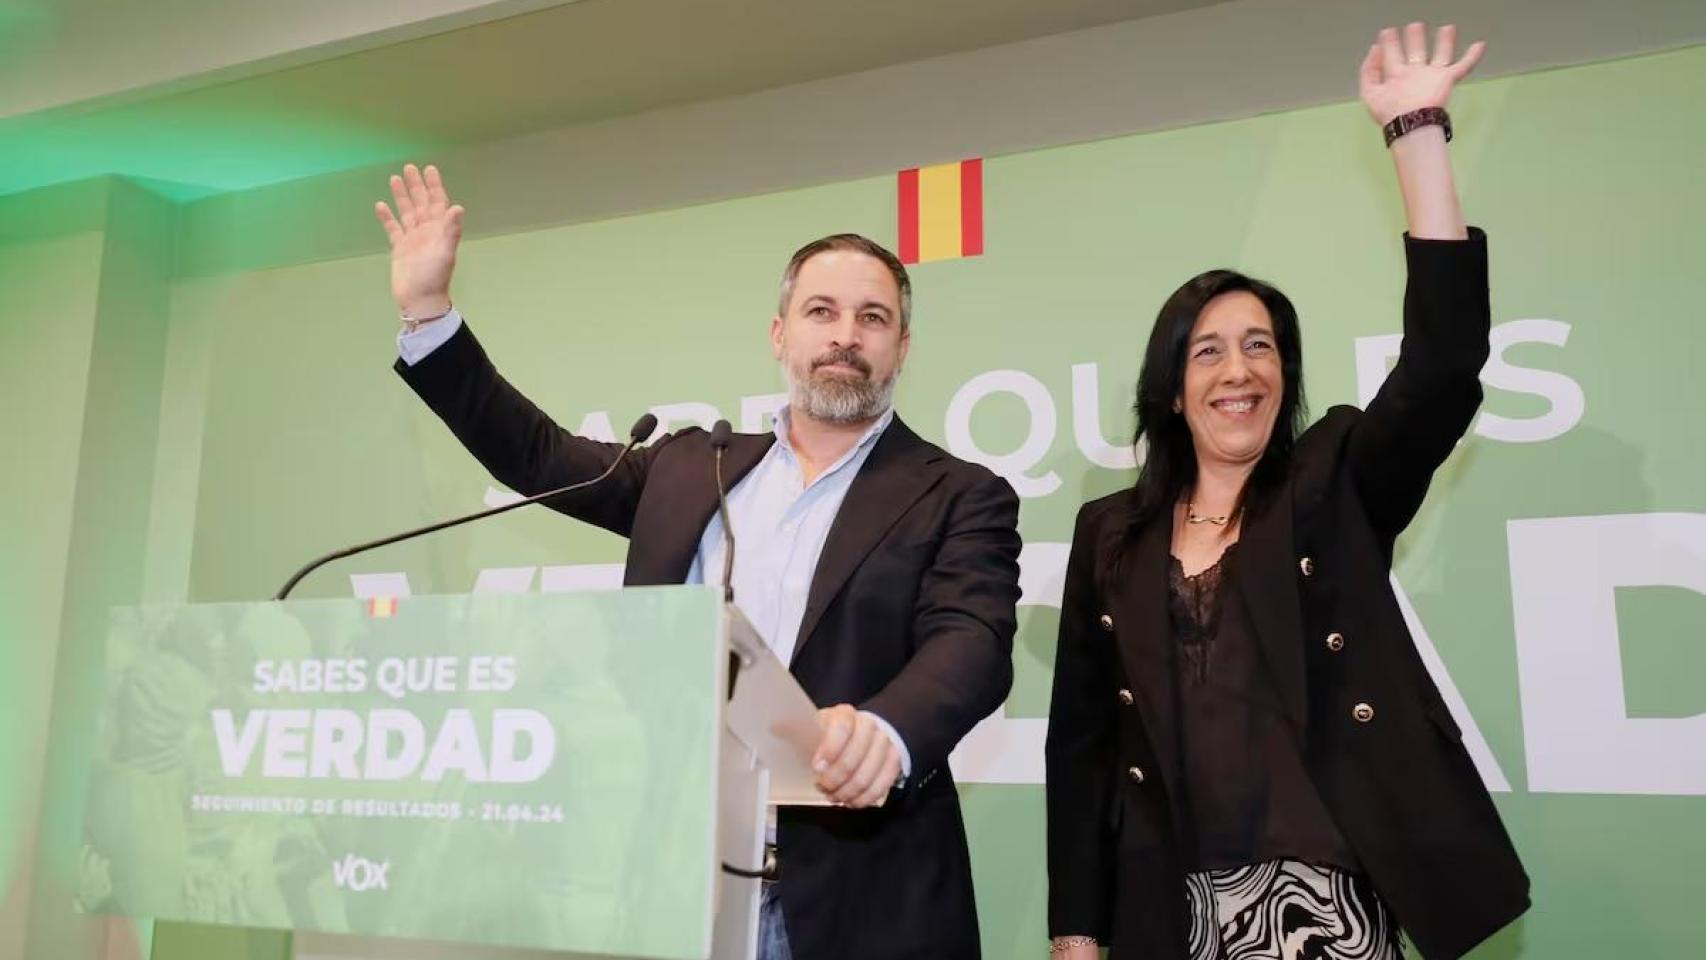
[397,324,1022,960]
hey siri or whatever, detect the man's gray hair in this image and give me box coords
[776,233,912,332]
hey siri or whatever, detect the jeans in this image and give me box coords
[757,882,792,960]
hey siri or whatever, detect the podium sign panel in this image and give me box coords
[82,587,725,958]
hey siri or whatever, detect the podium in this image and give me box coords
[81,587,808,960]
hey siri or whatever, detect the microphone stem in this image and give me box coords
[273,437,639,601]
[715,447,737,605]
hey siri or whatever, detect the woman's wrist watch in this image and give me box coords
[1383,106,1452,148]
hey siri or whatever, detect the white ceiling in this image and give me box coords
[4,0,1702,202]
[2,0,1217,123]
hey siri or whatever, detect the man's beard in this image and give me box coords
[784,346,896,424]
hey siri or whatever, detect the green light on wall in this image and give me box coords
[0,94,442,201]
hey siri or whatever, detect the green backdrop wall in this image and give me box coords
[3,43,1702,960]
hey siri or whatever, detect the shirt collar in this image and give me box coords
[772,405,894,470]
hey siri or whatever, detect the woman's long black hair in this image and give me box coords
[1124,269,1310,539]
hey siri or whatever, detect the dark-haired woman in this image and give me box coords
[1045,24,1528,960]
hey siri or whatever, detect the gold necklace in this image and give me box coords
[1185,502,1228,526]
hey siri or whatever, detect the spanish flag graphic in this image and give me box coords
[897,158,983,265]
[366,596,398,619]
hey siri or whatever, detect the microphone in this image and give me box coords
[706,420,780,883]
[709,419,736,605]
[274,413,659,600]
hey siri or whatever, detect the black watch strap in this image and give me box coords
[1384,106,1452,148]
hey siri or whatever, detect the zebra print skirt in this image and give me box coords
[1186,860,1402,960]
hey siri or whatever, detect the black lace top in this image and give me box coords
[1163,543,1356,873]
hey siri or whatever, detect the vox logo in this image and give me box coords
[332,854,391,892]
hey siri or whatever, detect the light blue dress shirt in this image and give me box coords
[400,311,912,775]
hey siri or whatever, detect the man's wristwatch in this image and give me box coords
[400,303,453,333]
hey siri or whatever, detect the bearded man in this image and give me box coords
[377,164,1022,960]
